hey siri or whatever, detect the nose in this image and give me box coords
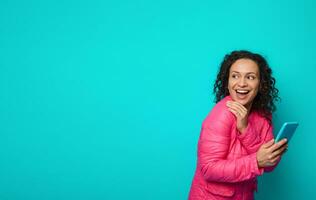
[238,77,247,87]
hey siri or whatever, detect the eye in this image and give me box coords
[247,75,256,80]
[231,74,238,79]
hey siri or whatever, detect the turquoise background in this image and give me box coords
[1,0,315,199]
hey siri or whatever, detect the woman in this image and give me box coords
[188,50,288,200]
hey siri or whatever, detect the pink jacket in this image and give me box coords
[188,95,279,200]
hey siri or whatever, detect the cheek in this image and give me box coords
[228,84,234,92]
[252,82,260,93]
[227,80,235,89]
[255,82,260,90]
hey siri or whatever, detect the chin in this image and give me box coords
[236,99,249,106]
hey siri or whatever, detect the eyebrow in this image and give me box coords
[231,71,258,75]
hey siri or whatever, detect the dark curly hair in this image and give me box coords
[213,50,280,122]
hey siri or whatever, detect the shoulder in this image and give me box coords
[202,95,235,127]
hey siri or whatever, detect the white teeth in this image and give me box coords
[236,90,249,94]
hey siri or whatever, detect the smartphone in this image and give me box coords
[275,122,299,143]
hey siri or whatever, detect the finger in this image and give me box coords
[282,145,289,154]
[277,143,289,150]
[227,101,247,113]
[263,139,275,148]
[277,138,288,145]
[228,107,239,118]
[227,101,247,115]
[270,138,287,152]
[271,145,287,158]
[231,101,248,113]
[270,155,281,165]
[282,148,288,154]
[227,104,245,118]
[273,142,287,152]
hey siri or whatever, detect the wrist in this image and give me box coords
[238,123,248,134]
[256,154,263,168]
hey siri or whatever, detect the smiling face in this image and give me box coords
[228,58,260,110]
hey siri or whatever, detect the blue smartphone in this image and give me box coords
[275,122,299,143]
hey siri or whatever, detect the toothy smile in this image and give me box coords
[236,89,250,94]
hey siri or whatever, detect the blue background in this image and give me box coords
[1,0,315,199]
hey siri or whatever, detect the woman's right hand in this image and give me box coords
[256,138,288,168]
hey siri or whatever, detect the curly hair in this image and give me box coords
[213,50,280,122]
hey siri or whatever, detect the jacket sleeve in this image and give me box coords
[198,109,264,183]
[236,116,281,173]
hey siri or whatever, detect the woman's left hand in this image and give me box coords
[226,100,250,134]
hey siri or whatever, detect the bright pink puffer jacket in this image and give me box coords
[188,95,280,200]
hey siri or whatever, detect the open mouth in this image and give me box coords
[235,90,250,99]
[236,89,250,95]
